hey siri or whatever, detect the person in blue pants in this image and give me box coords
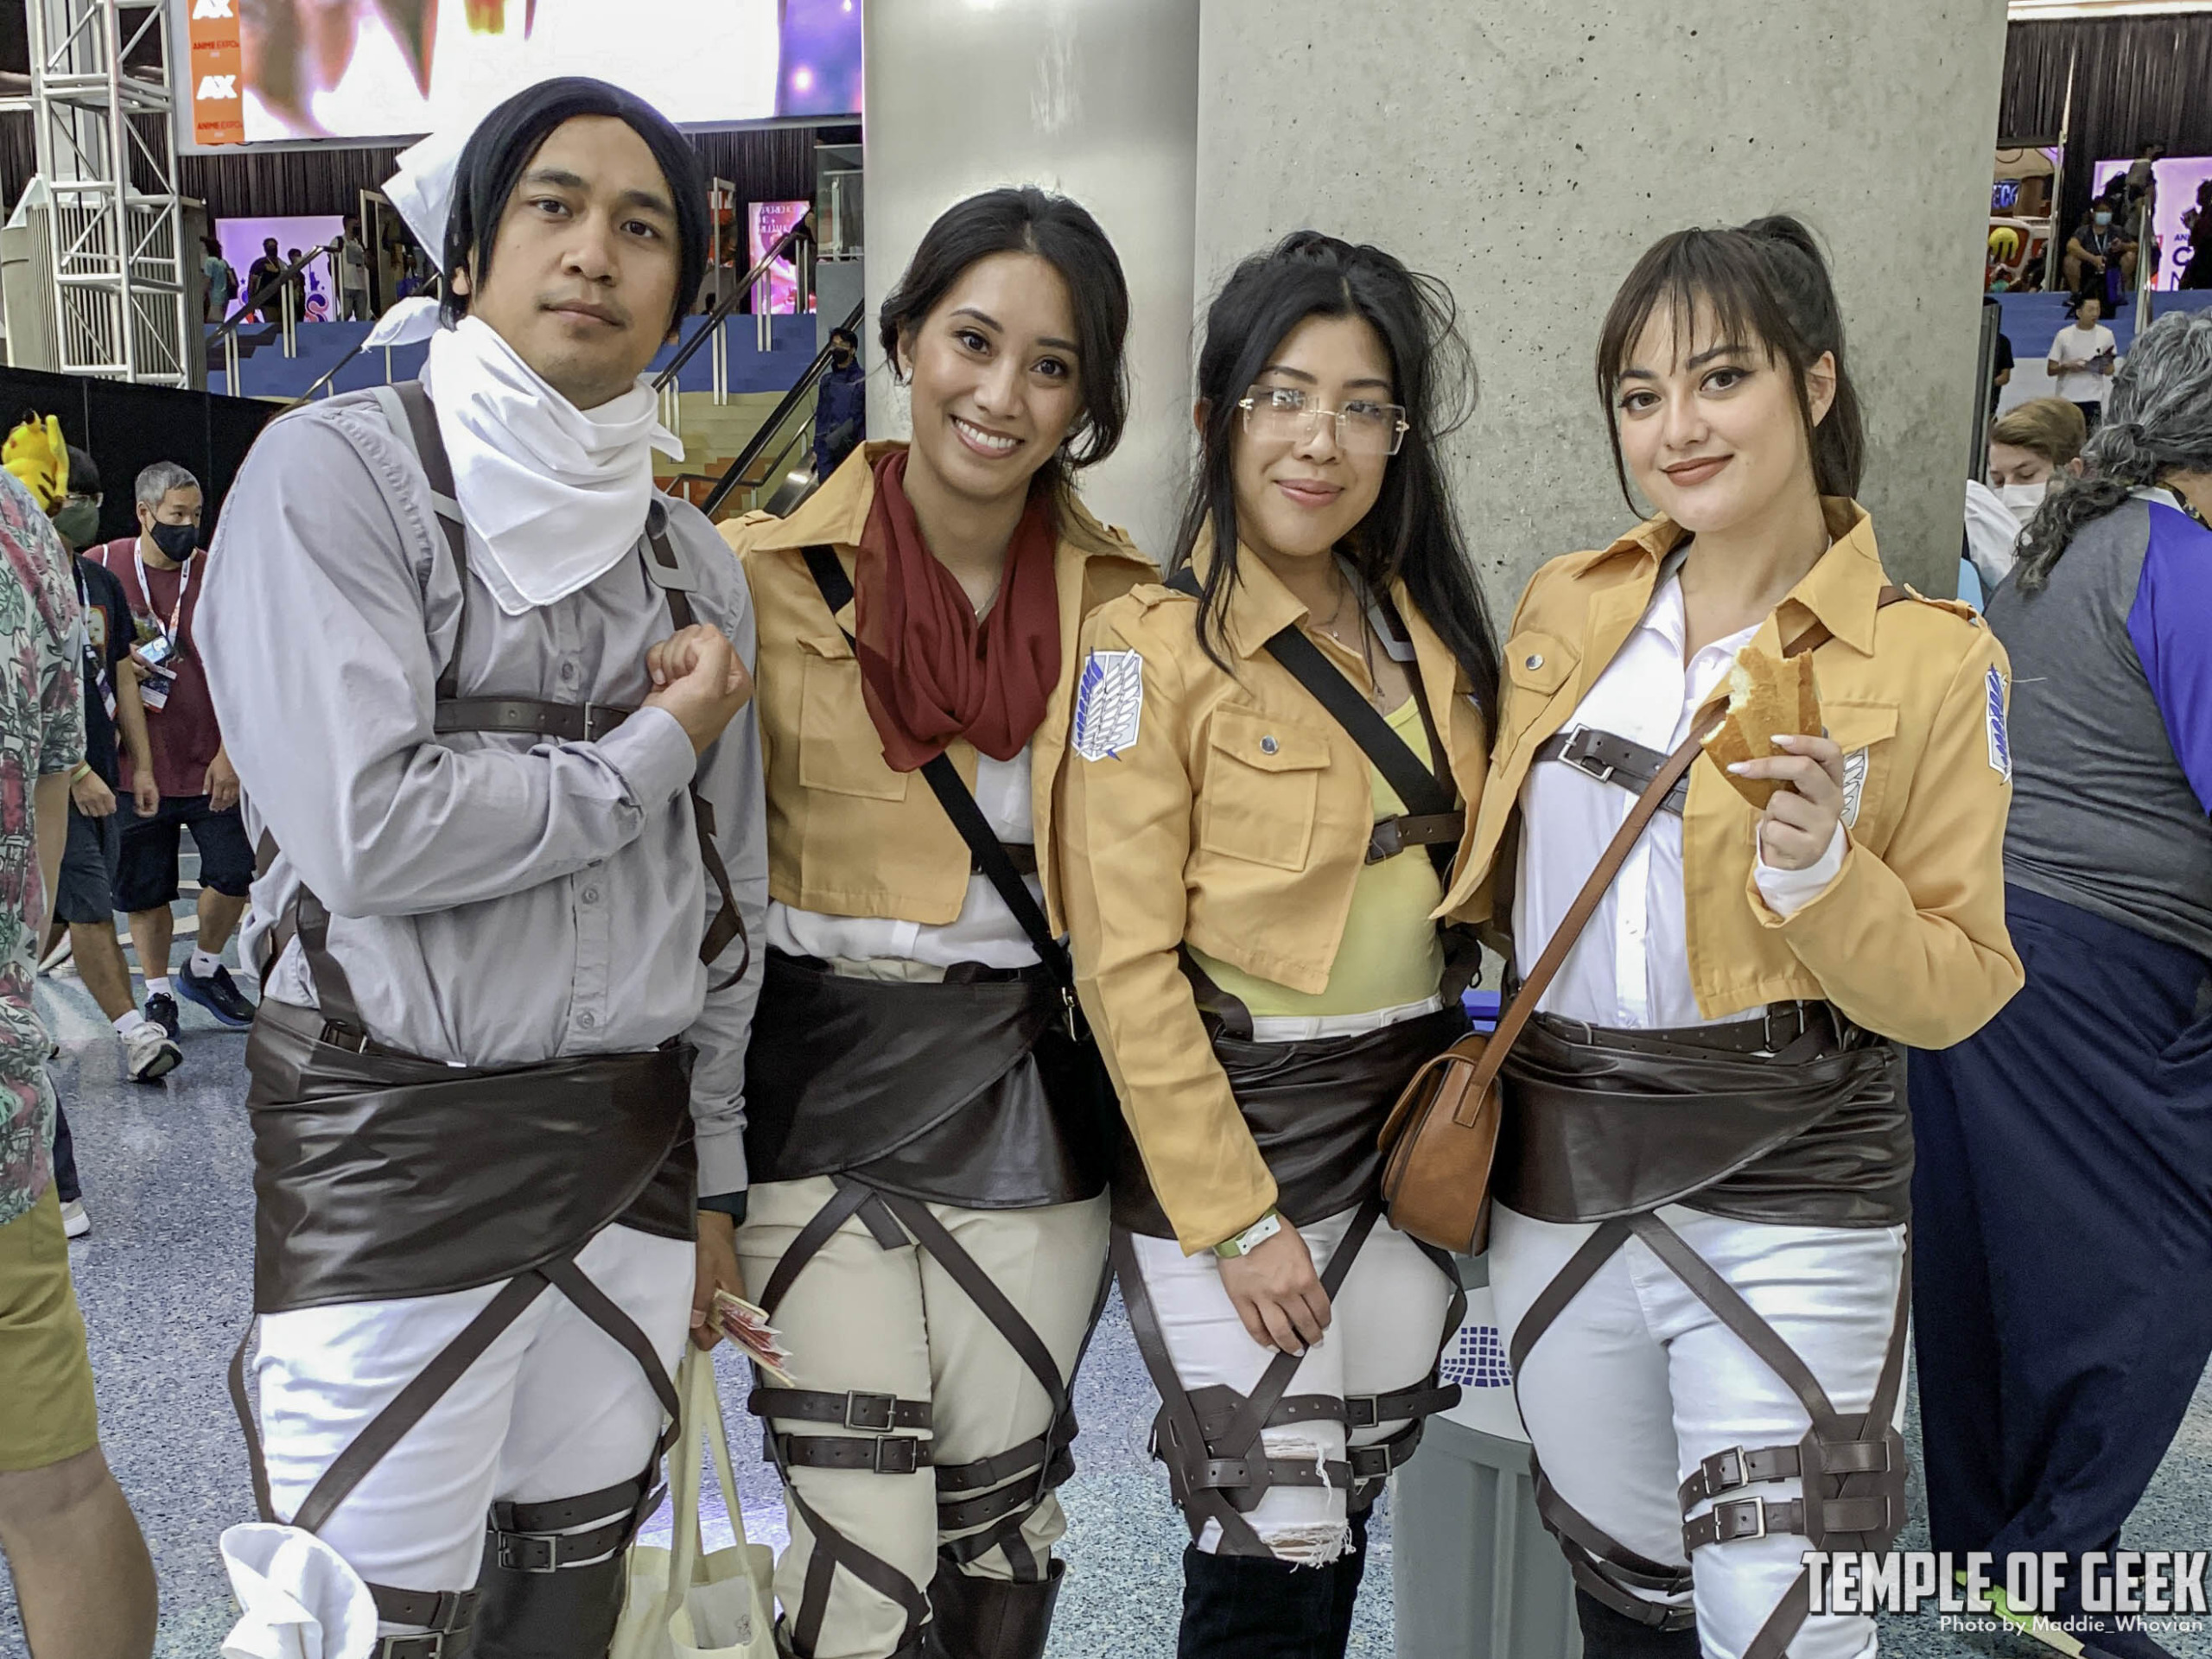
[1909,309,2212,1659]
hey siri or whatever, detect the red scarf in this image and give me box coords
[852,448,1062,772]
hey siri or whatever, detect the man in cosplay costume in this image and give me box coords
[198,79,765,1659]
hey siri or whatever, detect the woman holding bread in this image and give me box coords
[1443,217,2021,1659]
[1058,232,1498,1658]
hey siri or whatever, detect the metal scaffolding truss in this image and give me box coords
[16,0,189,384]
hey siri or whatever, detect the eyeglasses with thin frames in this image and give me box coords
[1238,384,1409,456]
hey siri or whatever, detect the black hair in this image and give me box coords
[830,325,858,347]
[1172,232,1500,721]
[878,187,1129,493]
[1595,214,1865,512]
[442,76,709,336]
[65,445,100,497]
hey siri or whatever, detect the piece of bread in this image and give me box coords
[1700,646,1821,810]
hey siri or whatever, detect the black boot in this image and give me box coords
[468,1543,627,1659]
[921,1559,1065,1659]
[1573,1588,1701,1659]
[1176,1544,1346,1659]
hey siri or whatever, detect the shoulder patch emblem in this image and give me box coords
[1840,748,1868,828]
[1986,665,2012,782]
[1073,649,1144,761]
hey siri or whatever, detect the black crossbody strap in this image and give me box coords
[1163,568,1453,822]
[798,543,1074,995]
[388,381,470,704]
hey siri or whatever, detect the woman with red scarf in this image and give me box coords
[721,188,1147,1659]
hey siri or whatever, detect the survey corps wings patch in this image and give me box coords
[1073,649,1144,761]
[1840,749,1868,829]
[1986,665,2012,782]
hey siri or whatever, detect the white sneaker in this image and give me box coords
[38,933,72,974]
[123,1020,182,1084]
[60,1197,90,1237]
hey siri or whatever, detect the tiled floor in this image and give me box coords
[4,941,2207,1657]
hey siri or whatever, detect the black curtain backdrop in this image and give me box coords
[1999,15,2212,276]
[0,364,278,547]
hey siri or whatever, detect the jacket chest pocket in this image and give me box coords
[1198,708,1332,872]
[1824,698,1900,839]
[797,635,910,803]
[1497,629,1579,763]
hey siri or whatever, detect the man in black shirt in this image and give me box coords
[45,448,181,1088]
[245,237,285,321]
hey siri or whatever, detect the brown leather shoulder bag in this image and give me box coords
[1377,713,1719,1253]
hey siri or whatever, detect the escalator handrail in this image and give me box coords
[208,240,342,343]
[699,299,863,519]
[650,219,813,392]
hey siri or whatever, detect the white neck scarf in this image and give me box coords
[419,316,683,615]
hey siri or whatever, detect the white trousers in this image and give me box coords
[253,1223,694,1636]
[1126,1206,1454,1563]
[1489,1203,1906,1659]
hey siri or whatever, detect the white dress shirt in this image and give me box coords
[1512,569,1844,1031]
[766,747,1044,969]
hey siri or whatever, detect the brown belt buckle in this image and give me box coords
[319,1021,372,1055]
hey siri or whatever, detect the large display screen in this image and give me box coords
[185,0,862,147]
[748,199,812,315]
[2090,156,2212,293]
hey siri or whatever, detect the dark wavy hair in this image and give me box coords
[1596,215,1865,512]
[878,187,1130,496]
[2013,309,2212,594]
[442,77,709,336]
[1171,232,1500,721]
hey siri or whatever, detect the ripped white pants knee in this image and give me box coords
[1124,1207,1452,1562]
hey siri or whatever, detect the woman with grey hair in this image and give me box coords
[1908,309,2212,1659]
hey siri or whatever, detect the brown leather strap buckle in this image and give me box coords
[842,1390,899,1432]
[319,1021,372,1054]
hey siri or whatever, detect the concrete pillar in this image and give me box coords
[861,0,1202,560]
[1192,0,2011,600]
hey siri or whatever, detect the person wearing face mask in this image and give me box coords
[196,79,765,1659]
[2064,200,2136,308]
[84,462,261,1039]
[721,188,1146,1659]
[1988,396,2088,519]
[1446,218,2018,1659]
[29,442,180,1096]
[1059,232,1501,1659]
[1910,312,2212,1659]
[813,323,867,483]
[1969,397,2094,593]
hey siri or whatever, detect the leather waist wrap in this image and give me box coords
[742,951,1110,1208]
[1115,1006,1471,1239]
[245,998,697,1314]
[1494,1013,1910,1228]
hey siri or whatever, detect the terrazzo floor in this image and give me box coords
[3,890,2207,1656]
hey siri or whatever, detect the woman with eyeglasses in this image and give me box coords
[1058,232,1500,1658]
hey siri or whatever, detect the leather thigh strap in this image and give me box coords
[1113,1198,1462,1559]
[1506,1213,1913,1656]
[751,1177,1100,1657]
[226,1251,682,1637]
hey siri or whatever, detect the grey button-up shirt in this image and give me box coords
[199,388,766,1198]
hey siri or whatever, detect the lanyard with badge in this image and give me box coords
[131,546,192,712]
[72,563,117,721]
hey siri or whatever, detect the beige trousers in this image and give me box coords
[736,1177,1109,1659]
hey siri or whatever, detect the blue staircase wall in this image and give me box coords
[207,313,822,401]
